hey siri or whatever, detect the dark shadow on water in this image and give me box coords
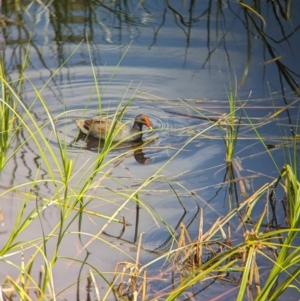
[71,131,150,165]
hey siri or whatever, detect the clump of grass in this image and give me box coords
[0,59,16,171]
[0,57,152,300]
[105,162,299,301]
[97,84,300,300]
[223,72,241,163]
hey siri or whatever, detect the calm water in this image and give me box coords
[0,1,299,300]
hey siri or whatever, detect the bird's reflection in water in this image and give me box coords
[71,132,149,164]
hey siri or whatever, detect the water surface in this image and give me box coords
[0,1,299,300]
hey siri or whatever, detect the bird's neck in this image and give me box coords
[132,121,143,132]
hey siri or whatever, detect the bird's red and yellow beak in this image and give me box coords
[144,116,152,129]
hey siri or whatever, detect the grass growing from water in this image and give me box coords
[105,93,300,300]
[89,164,298,301]
[0,64,299,301]
[0,59,16,171]
[0,59,155,299]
